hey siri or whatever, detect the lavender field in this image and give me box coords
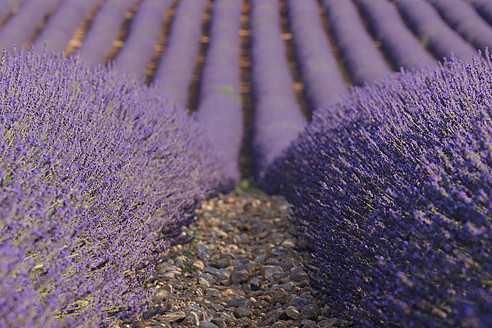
[0,0,491,327]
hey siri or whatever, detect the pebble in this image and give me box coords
[301,319,318,328]
[285,306,299,319]
[228,297,251,308]
[159,311,186,323]
[233,306,253,318]
[183,312,199,326]
[118,190,342,328]
[199,321,218,328]
[249,277,261,291]
[198,277,210,288]
[229,268,250,284]
[299,303,320,320]
[192,260,205,271]
[290,267,309,282]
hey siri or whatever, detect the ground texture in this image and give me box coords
[121,188,353,328]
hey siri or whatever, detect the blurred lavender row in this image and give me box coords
[195,0,243,184]
[354,0,437,70]
[427,0,492,52]
[285,0,348,110]
[394,0,478,62]
[0,0,62,51]
[249,0,306,179]
[320,0,392,86]
[0,0,24,24]
[77,0,137,65]
[113,0,173,78]
[470,0,492,25]
[33,0,100,53]
[154,0,209,108]
[0,49,230,327]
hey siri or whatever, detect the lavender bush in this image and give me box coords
[153,0,209,108]
[427,0,492,53]
[194,0,243,183]
[0,0,62,51]
[469,0,492,25]
[33,0,100,53]
[394,0,477,62]
[77,0,138,65]
[250,0,306,178]
[285,0,348,109]
[353,0,436,70]
[260,54,492,327]
[320,0,392,86]
[0,49,230,327]
[112,0,173,78]
[0,0,23,25]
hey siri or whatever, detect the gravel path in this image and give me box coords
[120,187,352,328]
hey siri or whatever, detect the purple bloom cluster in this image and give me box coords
[0,0,62,52]
[427,0,492,53]
[33,0,100,53]
[194,0,243,184]
[0,49,230,327]
[285,0,348,109]
[320,0,392,86]
[112,0,173,78]
[77,0,138,65]
[394,0,478,63]
[353,0,437,70]
[260,54,492,327]
[153,0,209,108]
[250,0,306,179]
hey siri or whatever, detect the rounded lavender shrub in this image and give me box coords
[0,49,230,327]
[260,54,492,327]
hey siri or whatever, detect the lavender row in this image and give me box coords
[285,0,348,110]
[77,0,138,66]
[112,0,173,78]
[260,54,492,327]
[33,0,100,53]
[394,0,477,62]
[153,0,209,108]
[0,49,230,327]
[195,0,243,183]
[0,0,23,25]
[0,0,62,51]
[250,0,306,178]
[470,0,492,25]
[320,0,392,86]
[427,0,492,53]
[353,0,437,70]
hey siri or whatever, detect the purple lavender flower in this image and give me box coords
[0,48,230,327]
[260,53,492,327]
